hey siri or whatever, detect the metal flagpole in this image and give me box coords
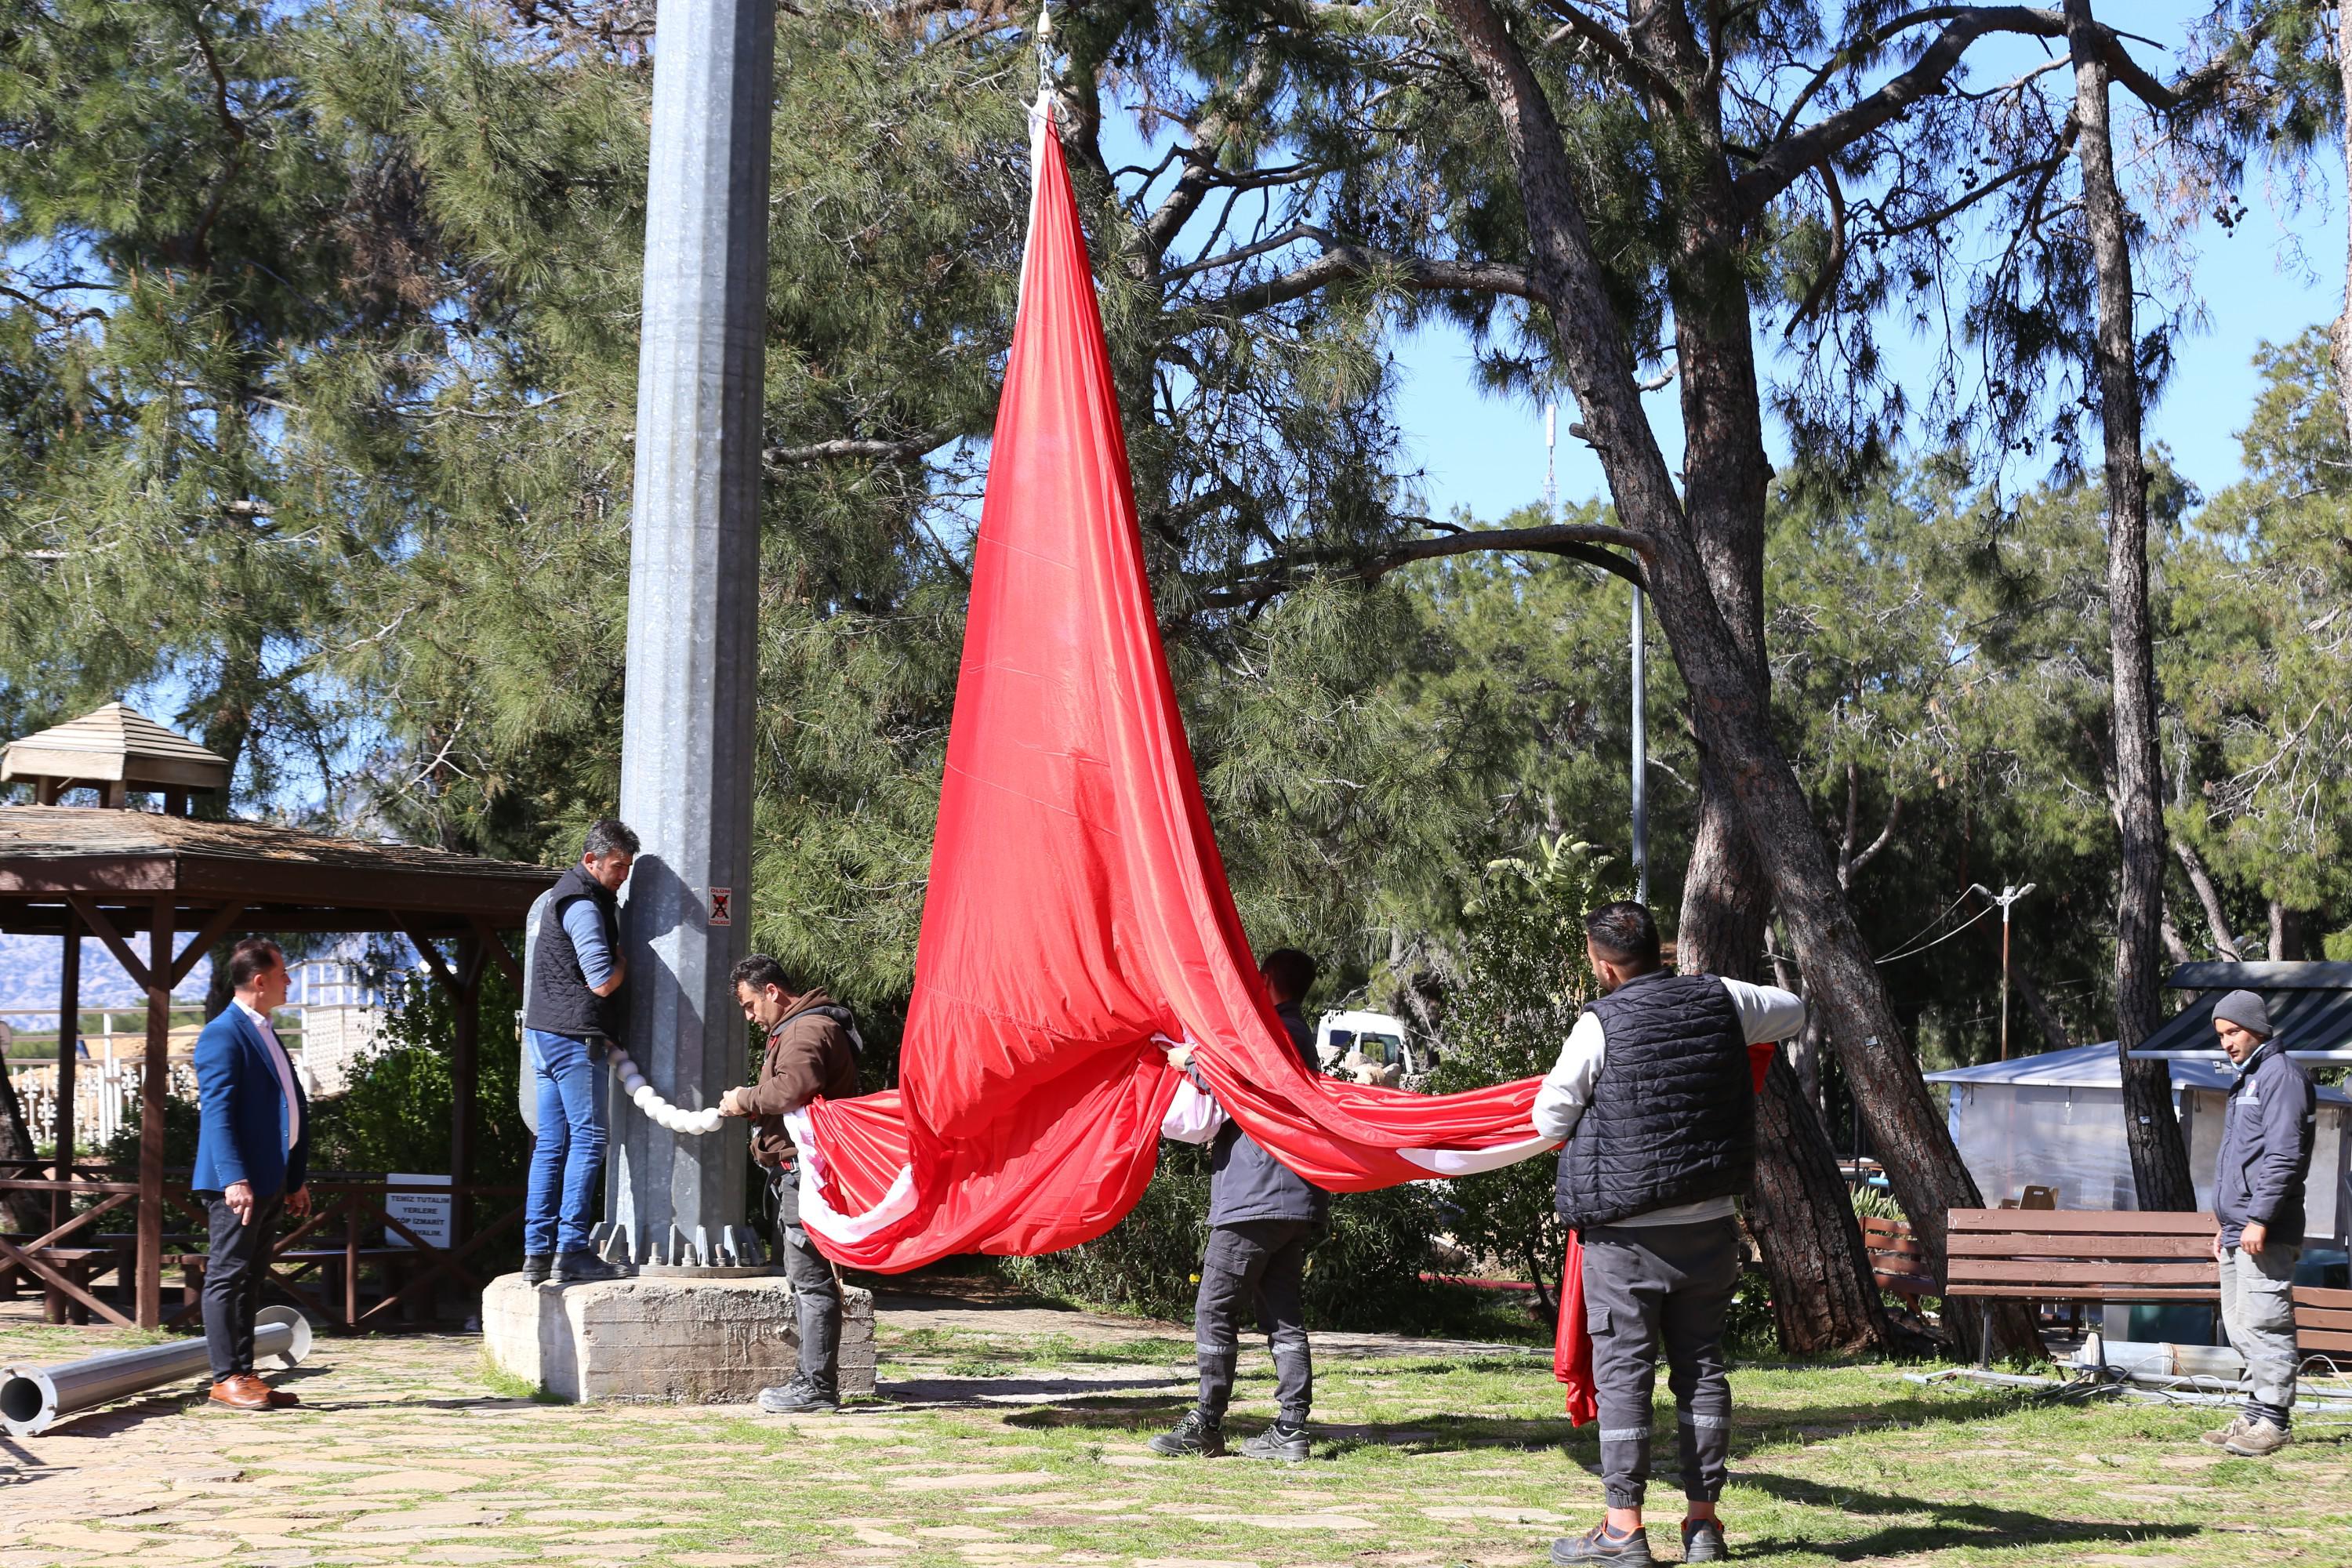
[1632,587,1648,903]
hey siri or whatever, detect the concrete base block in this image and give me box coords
[481,1273,876,1403]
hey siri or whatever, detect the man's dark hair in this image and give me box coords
[583,818,640,860]
[1584,902,1661,969]
[228,938,285,990]
[731,953,793,995]
[1260,947,1318,1001]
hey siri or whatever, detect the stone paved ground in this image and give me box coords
[4,1294,2350,1566]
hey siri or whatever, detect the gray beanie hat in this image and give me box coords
[2211,989,2274,1040]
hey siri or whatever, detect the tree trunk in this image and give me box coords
[2067,0,2197,1214]
[2012,958,2072,1054]
[1433,0,2038,1358]
[2334,0,2352,448]
[2173,837,2242,960]
[1685,752,1896,1358]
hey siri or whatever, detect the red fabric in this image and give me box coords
[790,107,1548,1272]
[1552,1040,1780,1421]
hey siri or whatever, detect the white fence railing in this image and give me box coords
[9,1057,200,1149]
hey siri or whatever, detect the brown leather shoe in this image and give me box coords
[209,1374,273,1410]
[266,1386,300,1407]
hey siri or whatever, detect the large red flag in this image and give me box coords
[784,101,1552,1278]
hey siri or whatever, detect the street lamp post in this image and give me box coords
[1971,882,2038,1061]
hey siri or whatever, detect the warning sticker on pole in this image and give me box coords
[709,887,732,926]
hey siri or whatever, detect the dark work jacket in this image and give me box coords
[1197,1001,1331,1229]
[1553,971,1755,1231]
[2215,1040,2317,1249]
[524,862,620,1040]
[745,992,861,1171]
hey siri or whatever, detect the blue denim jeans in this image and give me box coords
[524,1029,606,1255]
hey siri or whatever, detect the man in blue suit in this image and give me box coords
[193,938,312,1410]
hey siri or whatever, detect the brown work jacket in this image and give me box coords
[744,989,859,1170]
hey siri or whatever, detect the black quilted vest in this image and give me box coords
[523,862,621,1040]
[1553,971,1755,1230]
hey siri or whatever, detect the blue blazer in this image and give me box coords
[191,1005,312,1197]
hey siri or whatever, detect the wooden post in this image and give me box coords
[53,915,79,1230]
[137,898,172,1329]
[451,935,484,1253]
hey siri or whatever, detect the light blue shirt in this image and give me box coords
[562,897,614,989]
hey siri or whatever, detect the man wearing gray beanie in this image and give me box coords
[2204,989,2316,1457]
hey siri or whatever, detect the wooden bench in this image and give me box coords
[1860,1216,1936,1301]
[1946,1208,2352,1369]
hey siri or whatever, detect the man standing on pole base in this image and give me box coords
[721,954,860,1413]
[2203,989,2316,1458]
[1536,903,1802,1566]
[522,819,638,1287]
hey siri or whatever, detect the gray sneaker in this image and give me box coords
[2201,1413,2252,1447]
[1550,1525,1654,1565]
[2223,1416,2292,1457]
[1146,1409,1225,1457]
[1681,1519,1727,1562]
[1238,1421,1310,1463]
[757,1377,838,1414]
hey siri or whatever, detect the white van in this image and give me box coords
[1315,1009,1419,1083]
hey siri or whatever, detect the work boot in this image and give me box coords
[521,1253,553,1285]
[1549,1524,1654,1565]
[1680,1518,1727,1562]
[1147,1409,1226,1457]
[2223,1416,2292,1457]
[2201,1413,2252,1447]
[1239,1420,1311,1463]
[551,1250,630,1284]
[757,1376,838,1414]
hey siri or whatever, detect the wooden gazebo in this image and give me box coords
[0,709,557,1328]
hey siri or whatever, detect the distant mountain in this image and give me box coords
[0,932,210,1026]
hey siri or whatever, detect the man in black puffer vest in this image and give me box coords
[1538,902,1802,1568]
[521,818,638,1287]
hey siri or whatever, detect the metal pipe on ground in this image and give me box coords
[0,1305,312,1436]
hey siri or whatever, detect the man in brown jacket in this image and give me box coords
[720,953,861,1413]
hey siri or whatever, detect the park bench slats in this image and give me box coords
[1860,1216,1936,1298]
[2295,1286,2352,1311]
[1946,1232,2211,1259]
[1947,1260,2216,1290]
[1947,1210,2215,1234]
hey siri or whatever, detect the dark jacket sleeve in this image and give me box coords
[742,1018,850,1117]
[2243,1054,2317,1227]
[193,1016,249,1190]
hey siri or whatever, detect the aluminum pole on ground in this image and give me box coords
[608,0,775,1258]
[0,1304,310,1436]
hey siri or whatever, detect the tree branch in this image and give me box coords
[1530,0,1687,114]
[764,429,959,467]
[1192,521,1649,609]
[1187,232,1536,316]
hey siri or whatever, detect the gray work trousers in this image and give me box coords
[2220,1240,2301,1425]
[771,1166,843,1396]
[1194,1218,1314,1425]
[1582,1217,1740,1508]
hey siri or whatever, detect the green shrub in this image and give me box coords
[1429,836,1622,1309]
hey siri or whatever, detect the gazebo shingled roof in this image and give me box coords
[1,703,232,805]
[0,790,561,1330]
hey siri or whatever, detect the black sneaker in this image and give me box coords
[1239,1421,1310,1462]
[520,1254,552,1285]
[551,1250,631,1284]
[1146,1409,1226,1457]
[757,1377,838,1414]
[1681,1519,1727,1563]
[1550,1524,1654,1565]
